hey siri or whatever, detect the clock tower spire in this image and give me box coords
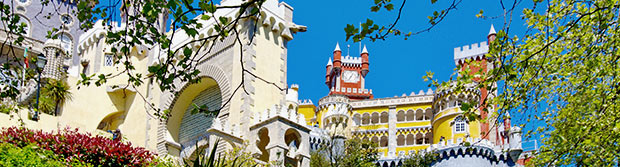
[325,43,373,100]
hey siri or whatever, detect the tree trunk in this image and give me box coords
[54,100,59,116]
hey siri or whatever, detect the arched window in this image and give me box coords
[380,112,388,123]
[424,132,432,144]
[380,136,388,147]
[58,33,73,55]
[397,134,405,146]
[179,84,221,144]
[397,110,405,122]
[406,134,414,145]
[416,133,424,145]
[416,109,424,120]
[406,110,414,121]
[454,116,467,133]
[362,113,370,125]
[371,136,379,144]
[353,114,361,125]
[425,108,433,120]
[371,112,379,124]
[323,119,330,128]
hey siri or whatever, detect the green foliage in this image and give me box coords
[0,103,14,114]
[309,150,330,167]
[152,156,180,167]
[340,138,379,167]
[400,151,437,167]
[28,79,72,115]
[0,143,89,167]
[43,79,72,115]
[33,95,55,115]
[423,0,620,166]
[183,141,259,167]
[310,138,378,167]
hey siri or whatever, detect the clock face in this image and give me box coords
[342,71,359,83]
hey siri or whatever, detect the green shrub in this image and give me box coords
[0,104,14,114]
[0,127,156,167]
[0,143,88,167]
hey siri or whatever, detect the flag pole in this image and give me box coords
[21,47,28,88]
[359,22,362,54]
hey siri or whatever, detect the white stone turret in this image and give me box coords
[508,126,523,161]
[317,95,351,138]
[286,84,299,103]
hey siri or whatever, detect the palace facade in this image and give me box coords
[297,25,524,167]
[0,0,525,166]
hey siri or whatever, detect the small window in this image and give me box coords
[61,15,73,25]
[454,116,467,133]
[16,6,25,13]
[16,0,30,5]
[59,33,73,55]
[104,54,114,66]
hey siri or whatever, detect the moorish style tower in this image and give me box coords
[325,43,373,100]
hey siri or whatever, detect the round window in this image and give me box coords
[61,15,73,25]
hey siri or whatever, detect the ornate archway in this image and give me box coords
[157,64,232,156]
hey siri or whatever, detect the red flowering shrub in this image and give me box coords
[0,127,157,167]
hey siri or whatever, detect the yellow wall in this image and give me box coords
[432,107,481,144]
[298,104,315,126]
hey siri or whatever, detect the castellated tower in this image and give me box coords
[431,83,482,144]
[453,25,497,142]
[325,43,373,100]
[317,95,352,138]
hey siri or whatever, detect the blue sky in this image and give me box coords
[286,0,524,102]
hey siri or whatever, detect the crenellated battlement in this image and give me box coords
[453,41,488,65]
[298,99,314,105]
[77,20,127,55]
[341,55,362,66]
[329,87,372,97]
[251,104,307,127]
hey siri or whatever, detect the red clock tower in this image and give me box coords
[325,43,373,100]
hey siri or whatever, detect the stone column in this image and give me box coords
[388,105,397,158]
